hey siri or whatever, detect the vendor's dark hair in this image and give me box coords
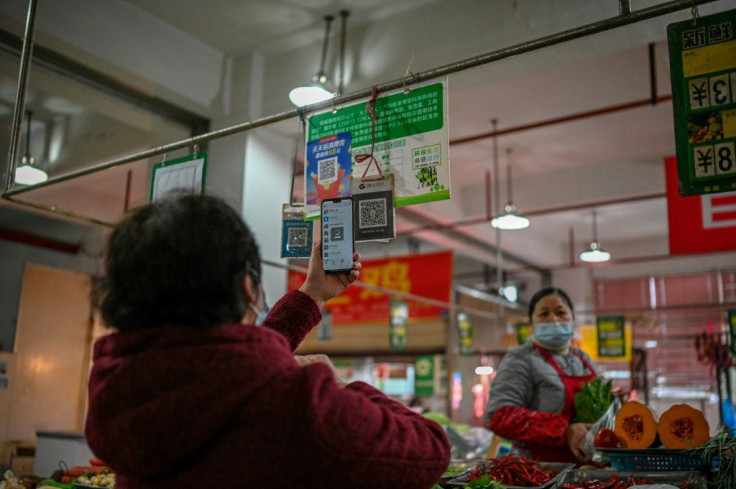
[528,287,574,319]
[93,194,260,332]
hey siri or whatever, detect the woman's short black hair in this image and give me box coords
[93,194,261,332]
[528,287,574,320]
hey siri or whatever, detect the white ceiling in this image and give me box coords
[1,0,735,281]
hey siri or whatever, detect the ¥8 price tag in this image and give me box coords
[668,9,736,195]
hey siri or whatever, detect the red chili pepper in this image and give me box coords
[600,476,618,489]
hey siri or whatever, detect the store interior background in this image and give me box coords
[1,0,735,469]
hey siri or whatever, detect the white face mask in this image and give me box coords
[533,321,574,349]
[248,299,270,326]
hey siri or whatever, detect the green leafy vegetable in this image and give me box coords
[573,377,613,423]
[687,426,735,489]
[466,474,506,489]
[441,464,468,477]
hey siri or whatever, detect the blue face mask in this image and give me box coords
[533,321,574,349]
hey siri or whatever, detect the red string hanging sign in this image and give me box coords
[354,85,384,181]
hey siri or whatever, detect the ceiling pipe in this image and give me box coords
[338,10,349,96]
[510,249,736,273]
[649,43,658,105]
[0,228,80,254]
[397,205,549,273]
[397,191,665,236]
[450,94,672,147]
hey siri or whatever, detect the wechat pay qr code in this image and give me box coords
[359,198,387,228]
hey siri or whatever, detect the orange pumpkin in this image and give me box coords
[614,401,658,449]
[657,404,710,449]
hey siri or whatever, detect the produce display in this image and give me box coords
[613,401,658,449]
[36,458,116,489]
[560,473,694,489]
[574,378,613,423]
[465,455,560,487]
[657,404,710,449]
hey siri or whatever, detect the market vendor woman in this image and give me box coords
[486,287,599,462]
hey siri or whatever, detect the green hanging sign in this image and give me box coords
[667,9,736,196]
[516,321,533,345]
[389,300,408,349]
[457,312,473,355]
[414,355,435,396]
[597,316,626,358]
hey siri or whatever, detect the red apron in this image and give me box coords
[528,343,597,463]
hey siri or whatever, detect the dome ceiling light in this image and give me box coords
[289,15,335,107]
[580,210,611,263]
[14,110,48,186]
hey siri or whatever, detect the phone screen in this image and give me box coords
[321,198,354,273]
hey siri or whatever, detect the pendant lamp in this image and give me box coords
[14,110,48,186]
[491,149,529,230]
[579,210,611,263]
[289,15,335,107]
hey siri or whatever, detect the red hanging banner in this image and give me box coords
[666,156,736,254]
[288,250,452,324]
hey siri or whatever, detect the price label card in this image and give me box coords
[150,153,207,202]
[281,204,313,258]
[668,9,736,195]
[351,174,396,242]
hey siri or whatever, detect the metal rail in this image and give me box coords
[3,0,37,192]
[2,0,720,205]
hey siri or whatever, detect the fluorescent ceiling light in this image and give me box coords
[475,366,494,375]
[289,15,335,107]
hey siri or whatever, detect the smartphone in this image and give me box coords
[321,197,354,273]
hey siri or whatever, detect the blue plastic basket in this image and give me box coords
[598,448,709,471]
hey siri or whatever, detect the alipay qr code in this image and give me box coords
[359,198,388,228]
[287,227,309,247]
[318,157,338,184]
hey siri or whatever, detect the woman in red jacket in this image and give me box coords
[85,194,450,488]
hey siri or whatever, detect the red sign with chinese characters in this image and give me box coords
[666,156,736,254]
[287,251,452,324]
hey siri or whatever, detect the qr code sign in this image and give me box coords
[318,157,338,184]
[359,198,388,229]
[287,227,309,247]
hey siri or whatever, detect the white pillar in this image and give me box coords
[208,51,294,301]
